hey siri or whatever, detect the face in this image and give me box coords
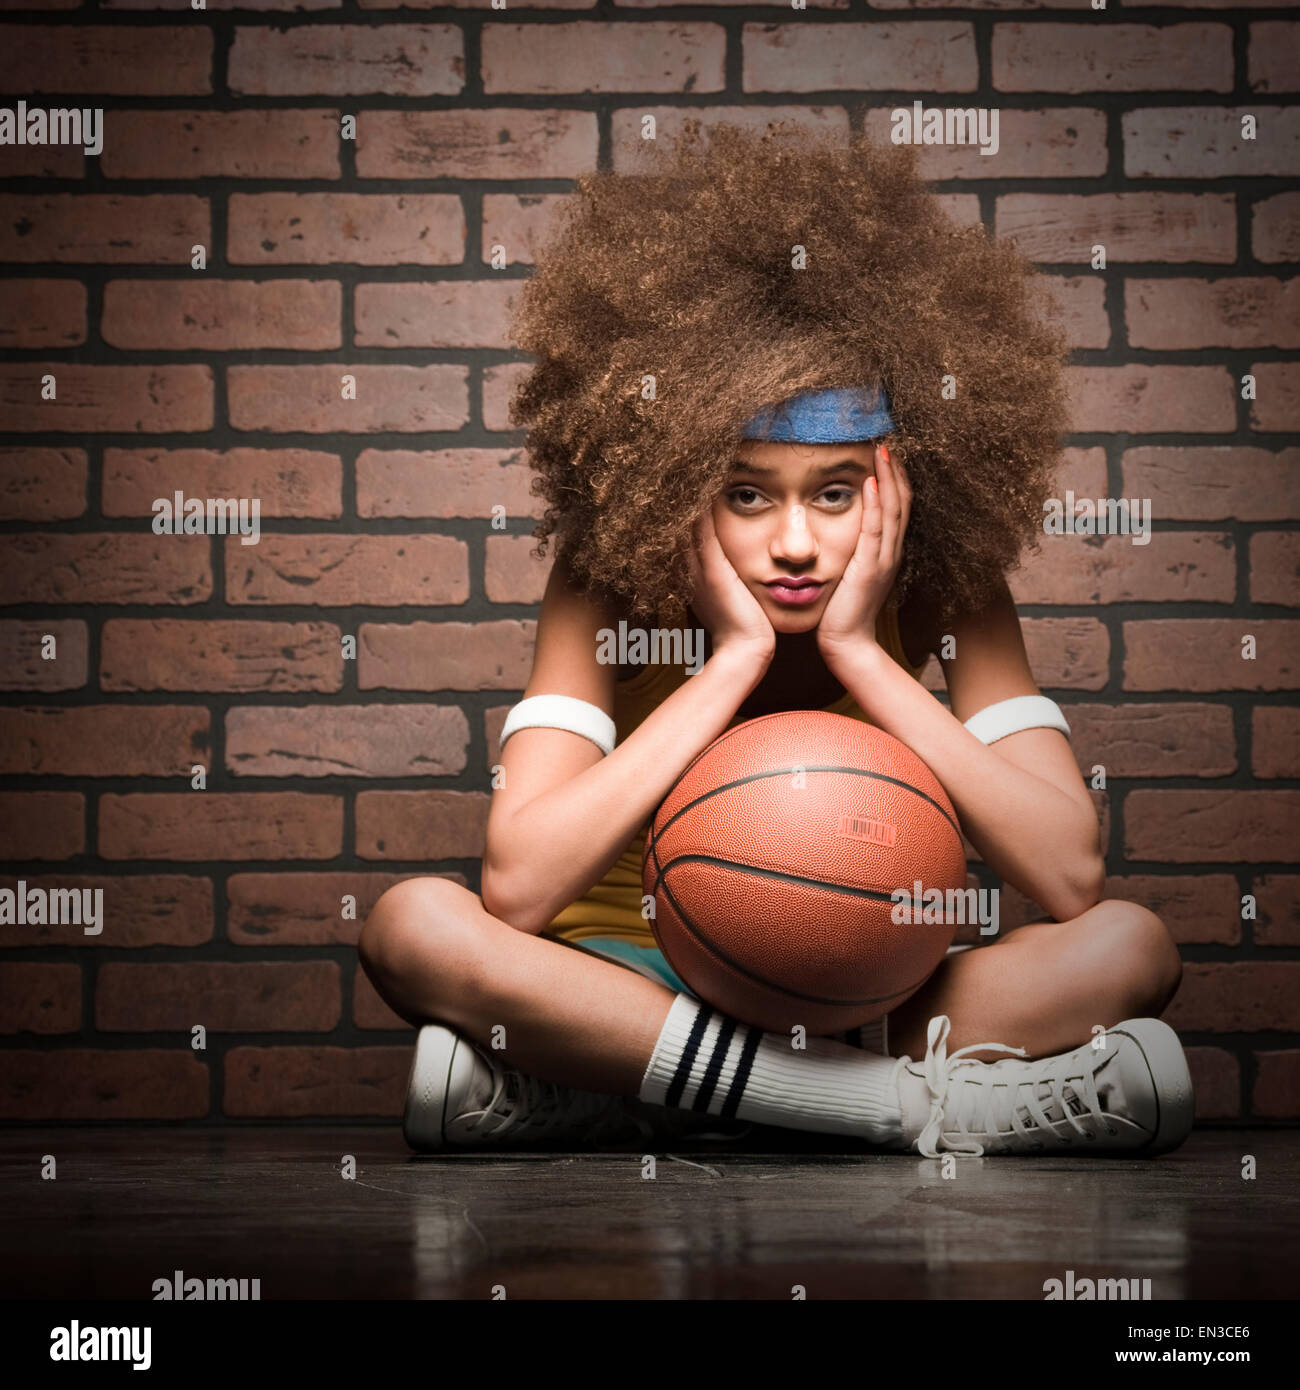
[712,439,882,634]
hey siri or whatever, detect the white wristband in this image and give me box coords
[963,694,1070,745]
[499,694,617,757]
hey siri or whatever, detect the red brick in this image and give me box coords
[0,620,88,692]
[98,792,342,861]
[225,534,468,607]
[1123,620,1299,691]
[358,619,533,691]
[355,789,490,860]
[223,1045,409,1117]
[0,963,80,1034]
[0,194,208,263]
[1253,1051,1300,1118]
[1123,446,1300,521]
[1251,362,1300,432]
[1019,617,1110,691]
[743,22,972,94]
[0,26,212,95]
[101,619,343,693]
[0,792,83,860]
[0,448,87,521]
[485,21,723,93]
[1125,790,1300,863]
[226,704,468,778]
[1185,1047,1239,1120]
[0,143,83,178]
[0,364,212,433]
[1254,875,1300,946]
[996,194,1236,265]
[0,535,211,605]
[102,280,341,351]
[1126,277,1300,350]
[98,109,341,181]
[482,360,531,430]
[1065,366,1237,434]
[1163,962,1300,1031]
[230,23,463,96]
[227,871,464,946]
[104,447,342,519]
[1126,107,1300,179]
[480,192,573,267]
[354,280,519,348]
[611,108,850,182]
[1103,873,1241,945]
[1254,706,1300,778]
[1011,532,1234,605]
[1256,540,1300,611]
[228,193,464,265]
[354,965,408,1031]
[1253,191,1300,262]
[0,875,212,948]
[356,448,539,519]
[859,106,1106,182]
[0,279,85,348]
[97,961,340,1032]
[994,23,1231,93]
[0,1049,208,1120]
[227,364,467,432]
[1250,22,1300,94]
[356,110,597,181]
[0,705,209,777]
[1067,703,1235,780]
[485,533,552,603]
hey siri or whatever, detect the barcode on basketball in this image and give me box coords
[836,815,897,847]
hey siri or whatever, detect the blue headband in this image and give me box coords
[741,385,894,443]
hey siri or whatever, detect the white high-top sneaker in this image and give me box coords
[402,1024,656,1152]
[896,1015,1194,1158]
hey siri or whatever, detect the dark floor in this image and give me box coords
[1,1127,1295,1300]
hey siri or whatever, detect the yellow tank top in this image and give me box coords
[543,602,930,948]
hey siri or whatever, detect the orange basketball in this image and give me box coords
[642,710,965,1034]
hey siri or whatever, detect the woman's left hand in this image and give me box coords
[816,443,912,667]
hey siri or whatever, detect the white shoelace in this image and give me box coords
[461,1068,650,1144]
[915,1014,1113,1158]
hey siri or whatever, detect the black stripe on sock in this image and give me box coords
[692,1015,736,1113]
[664,1002,713,1108]
[720,1025,763,1119]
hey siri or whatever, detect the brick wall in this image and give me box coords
[0,1,1296,1126]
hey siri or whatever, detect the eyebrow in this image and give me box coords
[731,460,870,478]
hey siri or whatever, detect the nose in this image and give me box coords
[771,502,819,565]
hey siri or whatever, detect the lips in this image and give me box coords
[764,578,826,606]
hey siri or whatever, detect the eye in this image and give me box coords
[727,486,764,509]
[820,486,856,507]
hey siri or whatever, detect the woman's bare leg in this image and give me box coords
[885,899,1185,1063]
[359,881,1185,1097]
[358,877,675,1095]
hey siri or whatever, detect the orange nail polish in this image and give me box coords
[880,446,890,464]
[869,476,878,494]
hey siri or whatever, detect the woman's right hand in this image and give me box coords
[684,506,776,665]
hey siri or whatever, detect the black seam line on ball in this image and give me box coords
[656,871,939,1010]
[666,1002,713,1108]
[692,1014,736,1113]
[648,855,930,905]
[644,763,961,865]
[720,1028,763,1119]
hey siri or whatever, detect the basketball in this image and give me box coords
[642,710,967,1034]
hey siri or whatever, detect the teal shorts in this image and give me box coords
[561,936,696,997]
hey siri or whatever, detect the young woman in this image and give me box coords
[358,124,1192,1159]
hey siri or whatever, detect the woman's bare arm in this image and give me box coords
[486,561,773,934]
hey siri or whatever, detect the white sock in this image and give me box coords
[639,993,909,1145]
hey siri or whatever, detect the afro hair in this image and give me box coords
[507,119,1072,631]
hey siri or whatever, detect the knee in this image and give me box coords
[357,877,486,1002]
[1097,900,1183,1016]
